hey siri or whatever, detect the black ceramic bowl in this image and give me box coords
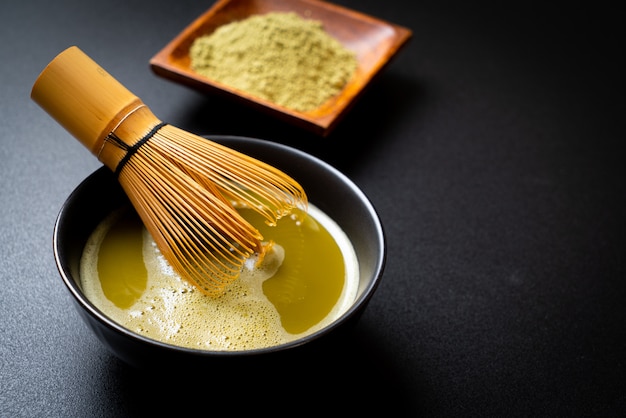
[53,136,385,370]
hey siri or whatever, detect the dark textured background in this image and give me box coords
[1,0,623,416]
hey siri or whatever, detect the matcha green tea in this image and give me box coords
[80,203,358,351]
[189,12,357,112]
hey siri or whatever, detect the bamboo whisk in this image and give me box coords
[31,46,307,297]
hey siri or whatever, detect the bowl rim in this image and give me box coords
[54,135,386,357]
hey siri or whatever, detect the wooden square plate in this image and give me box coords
[150,0,412,136]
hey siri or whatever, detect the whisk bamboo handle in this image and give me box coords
[31,46,159,172]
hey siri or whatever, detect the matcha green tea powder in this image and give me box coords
[189,12,357,112]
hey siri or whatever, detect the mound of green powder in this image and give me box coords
[189,12,357,112]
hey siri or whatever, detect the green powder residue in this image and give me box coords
[189,12,357,112]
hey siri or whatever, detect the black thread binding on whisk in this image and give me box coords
[107,122,168,177]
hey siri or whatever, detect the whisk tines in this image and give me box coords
[119,121,307,295]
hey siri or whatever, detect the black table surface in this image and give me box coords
[1,0,623,416]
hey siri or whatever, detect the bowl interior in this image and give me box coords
[149,0,412,136]
[54,136,385,366]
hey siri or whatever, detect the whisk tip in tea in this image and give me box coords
[31,46,307,296]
